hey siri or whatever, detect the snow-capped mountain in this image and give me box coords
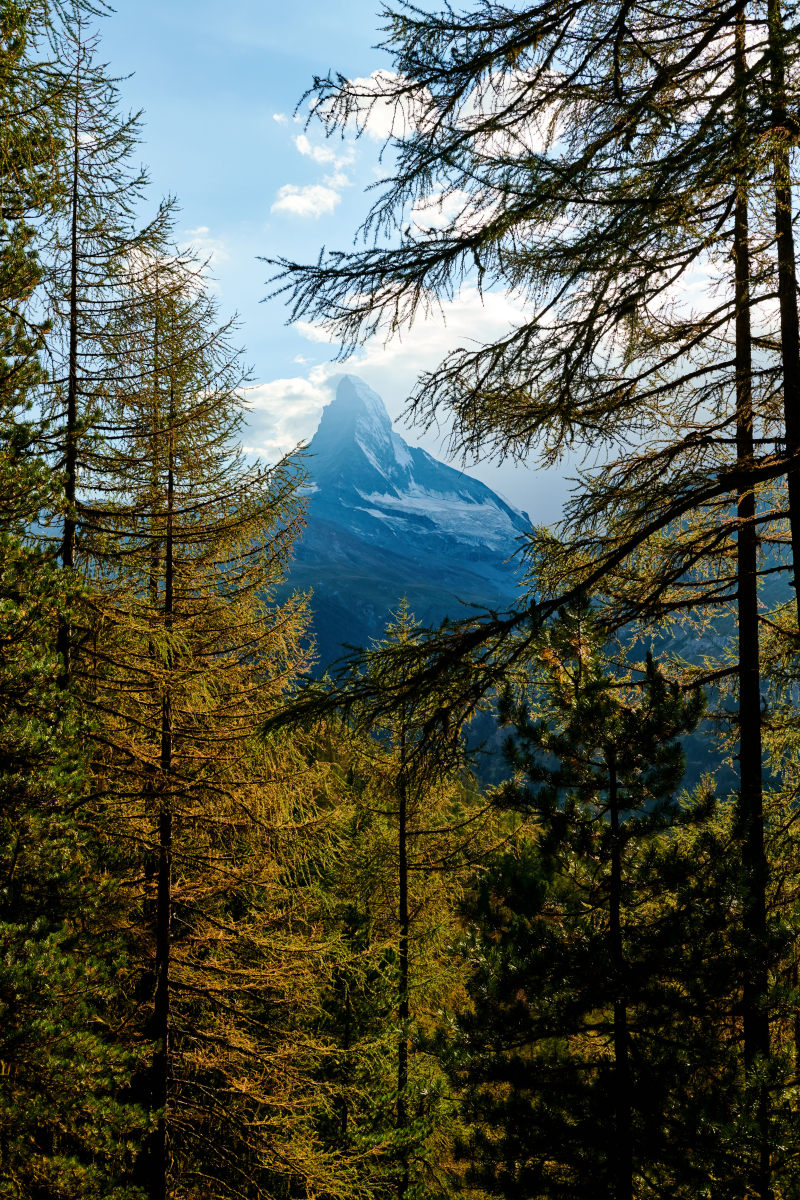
[284,374,531,666]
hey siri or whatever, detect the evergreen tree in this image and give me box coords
[296,606,498,1200]
[0,2,145,1191]
[451,610,743,1199]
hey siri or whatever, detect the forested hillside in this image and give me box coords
[3,1,800,1199]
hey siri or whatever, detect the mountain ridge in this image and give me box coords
[282,375,530,667]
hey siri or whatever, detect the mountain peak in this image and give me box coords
[309,375,409,491]
[290,375,531,670]
[305,374,530,555]
[315,375,392,444]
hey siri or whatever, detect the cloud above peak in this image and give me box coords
[294,133,354,169]
[271,183,341,219]
[271,127,356,220]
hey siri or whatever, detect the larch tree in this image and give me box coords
[279,603,501,1200]
[39,4,171,680]
[79,250,353,1200]
[0,1,146,1192]
[363,603,487,1200]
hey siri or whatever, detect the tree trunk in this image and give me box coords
[767,0,800,632]
[340,982,351,1142]
[792,959,800,1086]
[57,72,81,682]
[149,385,175,1200]
[608,751,632,1200]
[397,723,410,1200]
[735,13,772,1198]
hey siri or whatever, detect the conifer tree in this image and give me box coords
[296,606,497,1200]
[266,0,800,658]
[79,251,350,1200]
[451,610,743,1199]
[370,603,477,1200]
[268,15,800,1196]
[40,5,171,679]
[0,2,145,1191]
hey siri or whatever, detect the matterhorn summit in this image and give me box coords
[285,375,531,665]
[306,375,414,495]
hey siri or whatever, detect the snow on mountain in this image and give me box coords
[285,374,531,666]
[304,374,530,559]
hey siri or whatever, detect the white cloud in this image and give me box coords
[273,112,289,125]
[242,372,334,461]
[294,133,355,168]
[291,320,332,345]
[289,134,355,192]
[271,184,341,219]
[322,169,352,190]
[247,373,329,413]
[183,225,229,268]
[295,132,334,162]
[295,285,527,381]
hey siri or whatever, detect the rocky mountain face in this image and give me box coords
[283,374,530,668]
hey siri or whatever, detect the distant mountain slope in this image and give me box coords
[283,375,530,667]
[278,375,754,791]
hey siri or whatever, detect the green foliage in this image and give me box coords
[295,608,498,1200]
[8,2,800,1198]
[0,3,146,1191]
[451,612,746,1199]
[0,529,146,1198]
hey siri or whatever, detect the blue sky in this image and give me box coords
[100,0,569,519]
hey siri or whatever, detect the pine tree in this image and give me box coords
[0,2,145,1191]
[451,610,744,1199]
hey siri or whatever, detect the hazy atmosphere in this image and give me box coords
[101,0,568,518]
